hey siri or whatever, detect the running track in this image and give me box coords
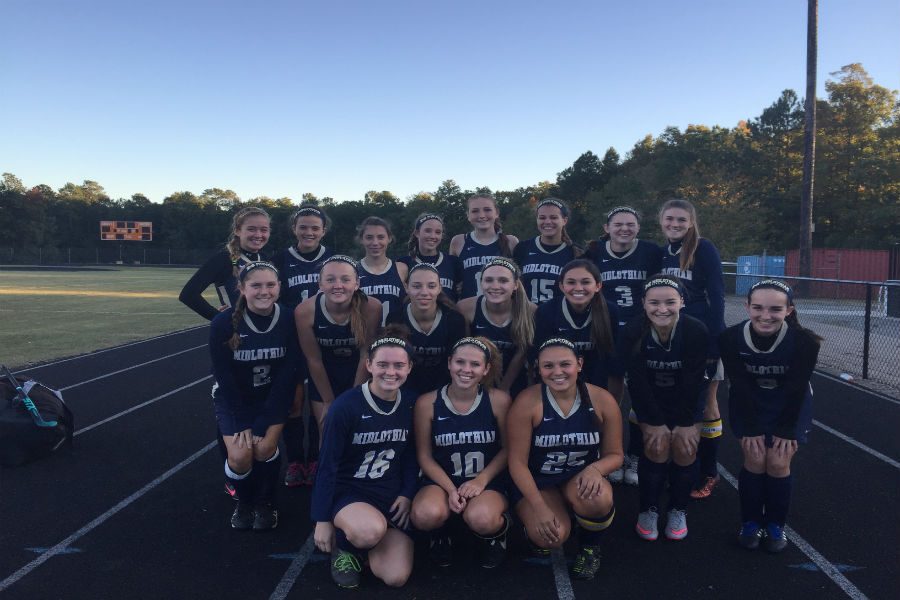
[1,327,898,599]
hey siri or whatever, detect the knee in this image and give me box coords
[644,443,669,464]
[573,489,613,518]
[672,446,695,466]
[379,568,411,588]
[253,443,278,462]
[227,451,252,474]
[766,456,792,478]
[462,505,502,536]
[411,501,448,531]
[345,519,387,549]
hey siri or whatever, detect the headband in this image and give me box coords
[320,254,358,270]
[415,213,444,229]
[538,337,578,354]
[452,337,492,361]
[292,206,326,221]
[408,262,440,277]
[239,261,279,282]
[537,199,567,214]
[368,336,414,356]
[480,257,519,277]
[606,206,639,222]
[644,277,682,294]
[750,279,794,302]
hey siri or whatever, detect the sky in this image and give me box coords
[2,0,898,204]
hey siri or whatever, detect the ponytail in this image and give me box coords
[349,289,371,350]
[228,296,247,351]
[509,279,535,352]
[785,310,824,345]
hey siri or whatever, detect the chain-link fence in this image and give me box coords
[0,246,217,266]
[725,271,900,396]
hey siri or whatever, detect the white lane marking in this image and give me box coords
[815,372,900,407]
[0,441,217,594]
[813,420,900,471]
[718,466,870,600]
[74,376,212,437]
[59,345,206,391]
[269,534,316,600]
[550,548,575,600]
[12,326,205,373]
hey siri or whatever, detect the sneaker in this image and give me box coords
[763,523,788,553]
[331,549,362,589]
[303,461,318,486]
[570,545,602,580]
[690,474,720,499]
[480,532,507,569]
[224,481,238,499]
[635,508,659,541]
[665,509,688,540]
[527,538,550,559]
[608,455,625,483]
[429,535,453,567]
[623,454,639,486]
[738,521,764,550]
[284,461,305,488]
[252,504,279,531]
[230,503,254,530]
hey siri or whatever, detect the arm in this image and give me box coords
[180,252,229,320]
[618,323,665,426]
[773,332,820,440]
[414,393,458,498]
[253,311,301,436]
[699,240,726,354]
[675,318,711,427]
[297,299,335,407]
[718,328,762,436]
[459,389,512,499]
[311,397,354,550]
[449,234,465,257]
[456,297,477,325]
[500,349,526,392]
[208,314,243,412]
[577,385,623,498]
[395,261,409,284]
[505,387,547,513]
[506,234,520,255]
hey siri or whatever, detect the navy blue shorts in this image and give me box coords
[729,389,813,445]
[509,469,579,508]
[419,473,509,497]
[332,488,413,538]
[213,395,264,436]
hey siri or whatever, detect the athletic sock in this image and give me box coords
[738,468,766,524]
[283,417,304,463]
[697,419,723,480]
[253,447,281,506]
[306,413,320,462]
[668,461,695,511]
[224,460,254,504]
[638,456,667,512]
[764,474,793,527]
[576,507,614,546]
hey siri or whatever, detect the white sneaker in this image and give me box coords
[635,508,659,541]
[665,509,688,540]
[608,456,625,483]
[623,454,639,486]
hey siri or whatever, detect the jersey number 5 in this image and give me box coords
[540,450,589,475]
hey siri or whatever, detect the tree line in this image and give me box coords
[1,64,897,261]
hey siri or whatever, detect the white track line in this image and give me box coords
[550,548,575,600]
[13,326,204,373]
[813,420,900,470]
[269,534,316,600]
[74,376,212,437]
[0,440,217,594]
[717,466,869,600]
[59,345,206,391]
[815,372,900,407]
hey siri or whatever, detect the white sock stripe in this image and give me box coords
[225,461,251,480]
[264,447,281,463]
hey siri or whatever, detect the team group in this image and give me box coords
[178,195,822,588]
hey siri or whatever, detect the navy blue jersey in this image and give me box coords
[311,383,417,522]
[660,238,726,355]
[431,385,502,487]
[457,233,503,299]
[528,385,601,488]
[399,252,462,302]
[180,248,265,320]
[619,314,709,428]
[274,245,333,309]
[385,305,465,394]
[209,304,299,435]
[471,297,527,395]
[532,297,623,389]
[309,293,359,401]
[514,237,576,304]
[358,259,407,325]
[720,321,819,441]
[585,240,662,326]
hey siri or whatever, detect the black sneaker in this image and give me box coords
[429,535,453,567]
[230,503,254,530]
[480,532,508,569]
[253,504,279,531]
[738,521,764,550]
[331,548,362,589]
[764,523,788,553]
[570,545,602,580]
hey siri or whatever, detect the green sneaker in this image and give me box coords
[331,549,362,589]
[570,545,602,580]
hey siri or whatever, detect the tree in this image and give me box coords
[1,172,25,193]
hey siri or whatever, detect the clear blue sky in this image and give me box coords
[2,0,898,203]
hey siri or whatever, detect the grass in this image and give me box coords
[0,267,216,369]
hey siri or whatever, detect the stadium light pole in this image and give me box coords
[799,0,817,287]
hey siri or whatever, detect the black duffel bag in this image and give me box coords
[0,366,74,467]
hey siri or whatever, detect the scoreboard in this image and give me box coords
[100,221,153,241]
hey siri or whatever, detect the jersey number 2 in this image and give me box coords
[540,450,589,475]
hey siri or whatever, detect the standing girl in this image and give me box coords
[311,332,418,589]
[450,194,519,300]
[295,255,383,456]
[719,280,821,552]
[399,213,462,301]
[658,199,726,499]
[507,338,622,580]
[620,277,709,541]
[209,261,298,530]
[386,263,467,395]
[457,258,535,397]
[274,205,334,488]
[513,198,578,305]
[356,216,407,325]
[411,337,511,569]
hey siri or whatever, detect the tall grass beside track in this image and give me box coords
[0,267,213,368]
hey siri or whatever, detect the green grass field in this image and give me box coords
[0,266,215,368]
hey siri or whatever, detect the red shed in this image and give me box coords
[786,248,889,299]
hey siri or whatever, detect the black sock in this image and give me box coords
[738,469,766,524]
[668,461,695,511]
[638,456,667,512]
[253,448,281,507]
[225,461,254,504]
[306,413,320,462]
[576,507,614,546]
[477,512,510,540]
[335,528,356,553]
[627,422,644,457]
[697,425,722,480]
[283,417,304,463]
[764,474,793,526]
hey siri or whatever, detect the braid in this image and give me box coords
[228,296,247,351]
[496,221,513,258]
